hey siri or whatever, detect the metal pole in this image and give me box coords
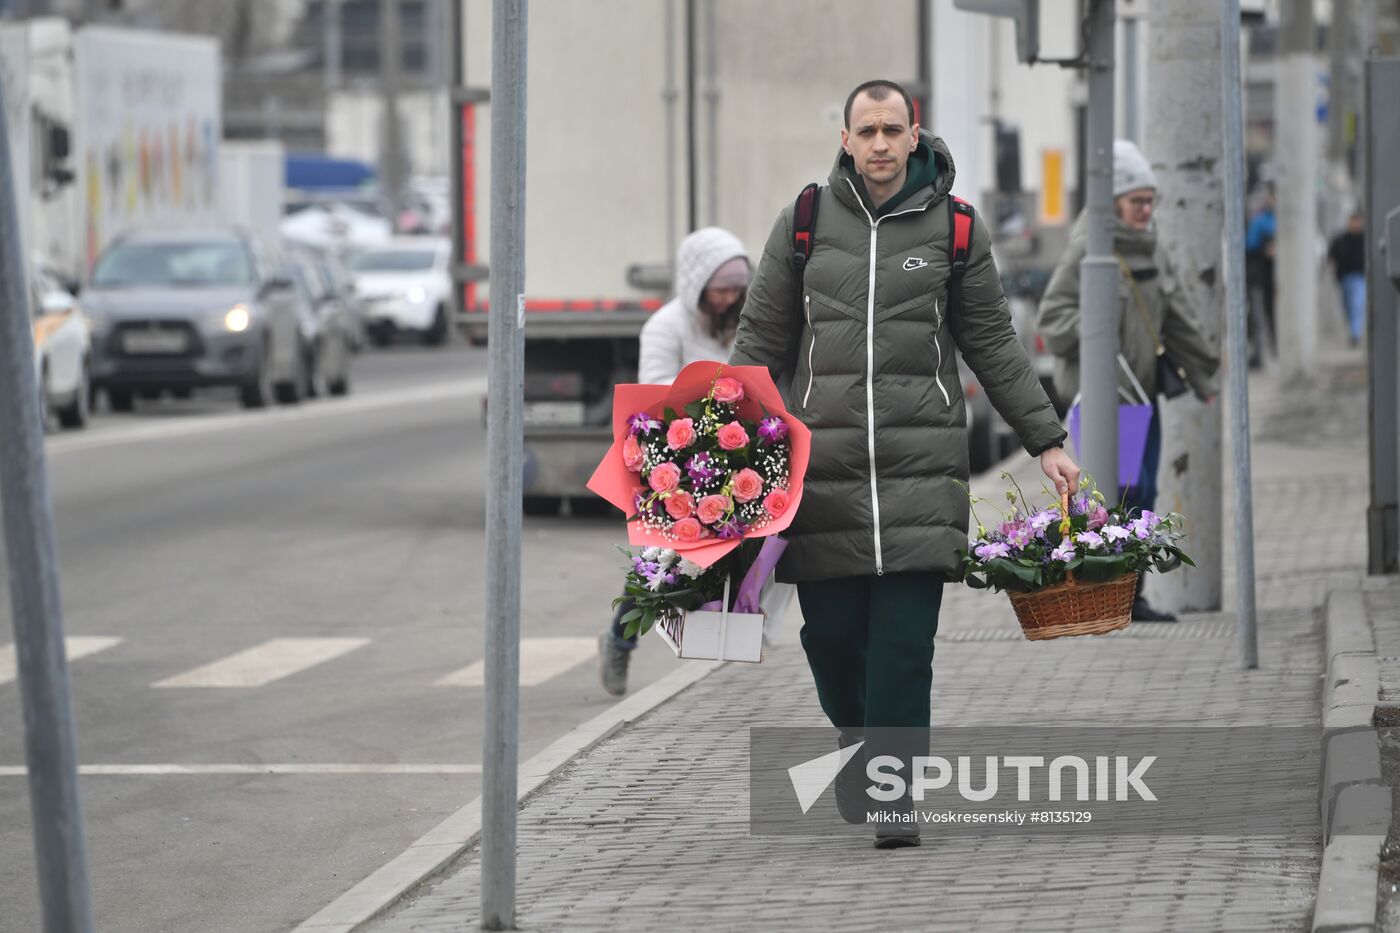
[1274,0,1319,386]
[1079,0,1119,498]
[380,0,406,224]
[1221,0,1258,667]
[684,0,697,233]
[482,0,526,927]
[0,73,95,933]
[702,0,718,227]
[1123,15,1139,144]
[324,0,343,93]
[449,0,465,317]
[1366,58,1400,575]
[663,0,679,269]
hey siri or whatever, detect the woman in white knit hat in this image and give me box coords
[597,227,797,695]
[1037,139,1220,622]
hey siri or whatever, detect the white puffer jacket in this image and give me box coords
[638,227,749,384]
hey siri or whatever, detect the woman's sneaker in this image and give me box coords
[597,630,633,697]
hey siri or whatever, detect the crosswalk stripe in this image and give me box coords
[152,638,370,688]
[0,637,122,687]
[434,637,597,687]
[0,763,482,777]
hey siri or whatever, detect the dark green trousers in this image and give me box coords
[795,572,944,736]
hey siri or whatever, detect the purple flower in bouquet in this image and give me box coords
[628,411,663,435]
[715,517,748,540]
[1129,517,1153,540]
[1029,509,1059,537]
[1072,495,1092,515]
[1005,524,1033,550]
[686,451,722,484]
[974,541,1012,561]
[1075,530,1105,550]
[1050,539,1076,563]
[1138,509,1160,528]
[757,416,789,445]
[1103,525,1131,543]
[1086,505,1109,531]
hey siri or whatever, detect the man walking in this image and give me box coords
[729,79,1078,848]
[1328,212,1366,347]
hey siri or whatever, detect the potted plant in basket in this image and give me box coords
[957,473,1194,640]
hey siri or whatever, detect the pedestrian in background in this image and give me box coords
[1037,139,1220,623]
[597,227,798,697]
[1328,212,1366,348]
[1245,188,1277,366]
[731,79,1077,849]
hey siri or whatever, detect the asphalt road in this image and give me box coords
[0,342,688,932]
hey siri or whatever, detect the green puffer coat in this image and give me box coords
[730,133,1066,584]
[1036,211,1220,405]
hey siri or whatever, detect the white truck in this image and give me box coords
[0,18,222,283]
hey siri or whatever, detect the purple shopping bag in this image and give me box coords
[1065,402,1154,488]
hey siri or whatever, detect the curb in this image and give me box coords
[292,657,724,933]
[1314,585,1384,933]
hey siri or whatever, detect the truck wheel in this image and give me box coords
[567,496,612,518]
[108,387,135,412]
[522,495,562,517]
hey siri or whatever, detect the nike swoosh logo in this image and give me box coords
[903,257,927,271]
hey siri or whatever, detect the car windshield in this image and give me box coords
[350,250,436,273]
[91,241,254,288]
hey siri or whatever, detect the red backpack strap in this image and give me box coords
[790,183,821,277]
[945,196,976,317]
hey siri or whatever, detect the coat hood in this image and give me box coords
[674,227,749,315]
[829,130,956,218]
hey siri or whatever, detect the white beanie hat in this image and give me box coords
[1113,139,1157,198]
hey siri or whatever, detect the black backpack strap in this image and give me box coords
[790,183,821,286]
[945,196,976,318]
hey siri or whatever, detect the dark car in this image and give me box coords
[83,229,309,409]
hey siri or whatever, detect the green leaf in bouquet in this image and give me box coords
[683,400,706,420]
[964,571,991,590]
[1176,550,1196,568]
[1152,553,1183,574]
[1076,554,1129,583]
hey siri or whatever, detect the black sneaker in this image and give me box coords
[872,797,922,849]
[1131,597,1177,623]
[834,732,868,825]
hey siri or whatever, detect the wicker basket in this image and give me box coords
[1006,572,1137,641]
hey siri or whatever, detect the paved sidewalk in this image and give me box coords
[366,348,1369,932]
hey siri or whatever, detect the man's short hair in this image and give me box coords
[844,80,915,128]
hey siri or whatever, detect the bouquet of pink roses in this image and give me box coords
[587,361,810,569]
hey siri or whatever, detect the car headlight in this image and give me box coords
[223,304,252,333]
[405,286,427,304]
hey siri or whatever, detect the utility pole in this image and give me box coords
[323,0,343,94]
[1145,0,1225,614]
[1121,4,1141,144]
[0,70,95,933]
[380,0,407,225]
[1078,0,1120,497]
[482,0,526,927]
[1326,0,1355,228]
[1274,0,1319,387]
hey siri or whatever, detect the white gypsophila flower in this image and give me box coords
[677,558,703,579]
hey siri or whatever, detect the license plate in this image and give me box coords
[524,401,585,427]
[121,329,189,354]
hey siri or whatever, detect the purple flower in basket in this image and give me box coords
[1102,525,1131,543]
[1005,524,1033,550]
[686,452,722,484]
[1130,518,1153,540]
[1050,539,1076,563]
[1138,509,1160,528]
[1029,509,1059,536]
[974,541,1012,561]
[757,416,789,445]
[1086,504,1109,531]
[628,411,664,435]
[1075,530,1105,551]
